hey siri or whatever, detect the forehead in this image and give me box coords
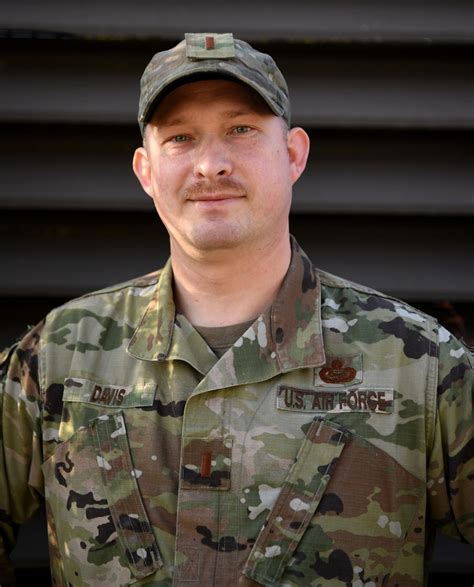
[150,79,274,124]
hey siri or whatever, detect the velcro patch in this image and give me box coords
[185,32,235,60]
[181,437,232,490]
[63,378,156,408]
[277,386,393,414]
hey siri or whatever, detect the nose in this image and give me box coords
[194,137,232,179]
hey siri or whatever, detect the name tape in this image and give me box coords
[90,384,126,406]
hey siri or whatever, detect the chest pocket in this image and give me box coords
[42,379,162,585]
[243,417,424,586]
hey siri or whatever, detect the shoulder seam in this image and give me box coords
[78,276,160,300]
[425,318,440,454]
[45,271,162,315]
[318,270,434,322]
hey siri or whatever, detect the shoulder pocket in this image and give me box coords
[43,410,162,584]
[92,412,162,578]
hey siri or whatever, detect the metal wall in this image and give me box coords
[1,1,473,582]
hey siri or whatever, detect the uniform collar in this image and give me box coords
[270,236,326,372]
[127,256,176,362]
[127,237,326,381]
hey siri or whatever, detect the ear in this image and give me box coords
[132,146,154,198]
[287,127,310,185]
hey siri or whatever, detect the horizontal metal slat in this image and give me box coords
[2,0,474,43]
[1,126,473,216]
[1,45,474,129]
[2,212,473,300]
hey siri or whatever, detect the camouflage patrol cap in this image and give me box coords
[138,32,290,135]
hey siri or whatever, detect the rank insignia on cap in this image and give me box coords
[185,32,236,59]
[205,36,215,50]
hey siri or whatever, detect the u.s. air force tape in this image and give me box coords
[277,386,394,414]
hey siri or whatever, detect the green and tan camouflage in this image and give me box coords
[1,238,473,586]
[138,32,291,135]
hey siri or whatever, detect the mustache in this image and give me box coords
[183,178,246,199]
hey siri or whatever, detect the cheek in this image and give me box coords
[150,155,189,194]
[149,168,175,203]
[263,150,292,192]
[147,167,186,228]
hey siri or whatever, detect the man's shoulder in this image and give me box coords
[78,269,162,299]
[45,268,163,325]
[318,268,386,297]
[316,266,436,330]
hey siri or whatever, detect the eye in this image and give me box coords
[170,134,191,143]
[232,125,252,134]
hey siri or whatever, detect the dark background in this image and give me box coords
[1,1,473,584]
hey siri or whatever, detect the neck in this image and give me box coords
[170,233,291,327]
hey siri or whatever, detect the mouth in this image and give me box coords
[188,193,245,205]
[189,193,244,201]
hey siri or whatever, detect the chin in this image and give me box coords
[188,224,248,251]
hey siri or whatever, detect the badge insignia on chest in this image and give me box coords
[319,358,356,384]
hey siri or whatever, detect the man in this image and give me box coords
[0,32,472,586]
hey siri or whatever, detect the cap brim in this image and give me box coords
[141,62,284,129]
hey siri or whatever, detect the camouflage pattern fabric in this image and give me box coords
[0,237,473,586]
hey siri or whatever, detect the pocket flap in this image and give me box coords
[243,417,350,585]
[91,412,163,579]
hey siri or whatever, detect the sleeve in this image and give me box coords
[0,322,45,584]
[427,326,474,543]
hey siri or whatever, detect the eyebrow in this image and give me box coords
[158,109,259,129]
[221,109,257,119]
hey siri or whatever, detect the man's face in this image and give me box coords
[133,79,309,255]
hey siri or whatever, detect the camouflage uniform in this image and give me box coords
[1,237,473,586]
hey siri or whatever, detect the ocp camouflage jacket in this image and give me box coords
[1,238,473,586]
